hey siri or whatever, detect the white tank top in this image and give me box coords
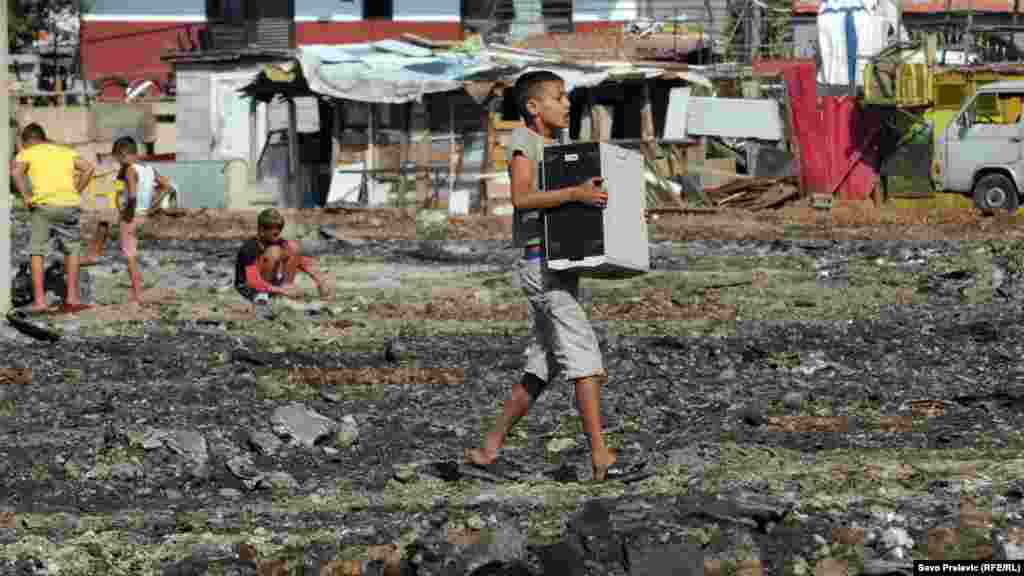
[122,163,157,213]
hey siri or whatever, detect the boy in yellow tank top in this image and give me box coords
[11,123,96,314]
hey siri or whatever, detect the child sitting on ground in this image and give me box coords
[81,136,173,305]
[234,208,331,303]
[465,70,619,481]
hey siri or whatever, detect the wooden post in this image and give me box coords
[401,103,412,212]
[330,101,340,173]
[481,104,493,214]
[743,80,763,177]
[411,98,432,209]
[365,102,376,206]
[591,103,612,142]
[448,98,457,204]
[287,98,298,208]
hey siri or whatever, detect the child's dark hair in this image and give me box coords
[21,123,47,144]
[514,70,564,126]
[112,136,138,157]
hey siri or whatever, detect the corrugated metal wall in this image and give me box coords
[249,18,295,50]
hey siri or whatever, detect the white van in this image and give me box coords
[934,80,1024,214]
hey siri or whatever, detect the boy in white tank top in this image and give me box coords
[82,137,173,304]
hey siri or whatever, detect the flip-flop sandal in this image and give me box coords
[603,460,652,482]
[60,303,95,315]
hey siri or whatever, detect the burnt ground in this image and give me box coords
[4,206,1024,575]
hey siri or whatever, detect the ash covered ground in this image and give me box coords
[3,208,1024,575]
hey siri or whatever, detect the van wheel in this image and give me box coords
[973,173,1020,215]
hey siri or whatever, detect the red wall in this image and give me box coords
[81,20,464,98]
[81,20,201,95]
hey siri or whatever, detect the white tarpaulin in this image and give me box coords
[297,43,473,104]
[286,42,713,104]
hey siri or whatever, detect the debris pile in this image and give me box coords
[703,177,800,210]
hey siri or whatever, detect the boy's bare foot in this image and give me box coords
[26,304,52,314]
[591,448,618,482]
[464,447,499,467]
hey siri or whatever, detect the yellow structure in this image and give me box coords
[863,57,1024,206]
[864,60,1024,150]
[83,168,122,212]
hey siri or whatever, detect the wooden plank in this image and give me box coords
[481,106,493,214]
[448,98,458,206]
[648,206,719,214]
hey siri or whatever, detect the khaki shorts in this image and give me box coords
[29,206,82,257]
[519,259,605,383]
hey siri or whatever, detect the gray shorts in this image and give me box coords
[518,258,605,383]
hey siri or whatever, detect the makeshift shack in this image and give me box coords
[235,35,749,215]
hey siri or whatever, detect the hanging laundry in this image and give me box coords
[818,0,864,86]
[818,0,893,86]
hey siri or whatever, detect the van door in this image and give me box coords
[944,90,1024,192]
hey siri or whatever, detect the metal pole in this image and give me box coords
[1,0,11,314]
[287,98,298,208]
[248,98,260,184]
